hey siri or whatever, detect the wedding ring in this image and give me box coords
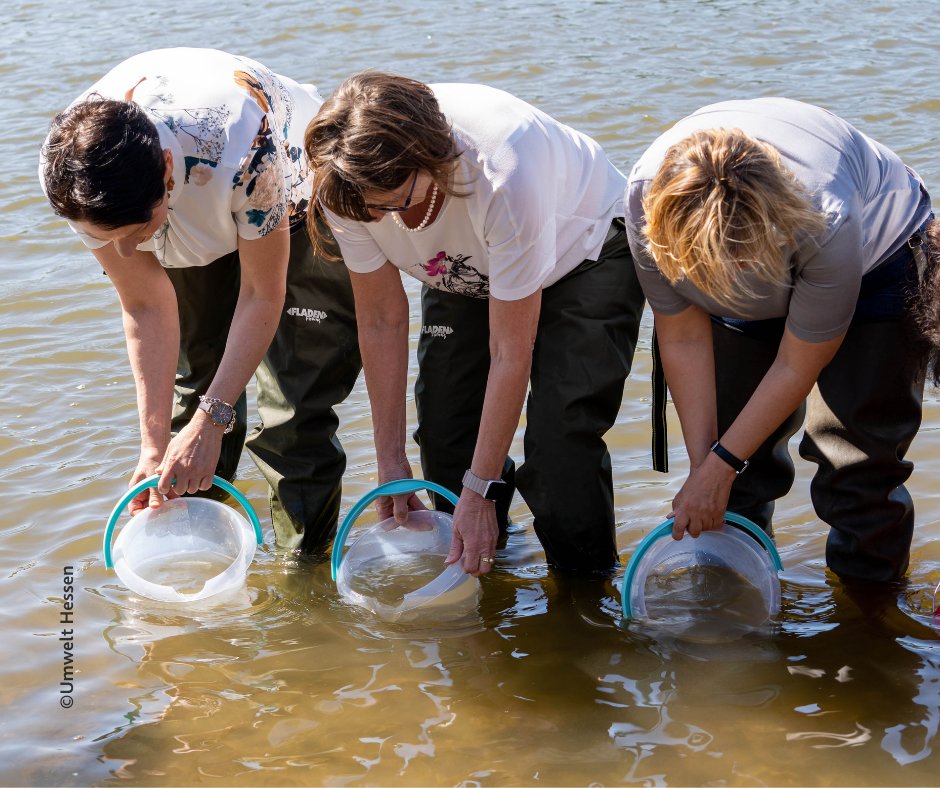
[480,556,496,564]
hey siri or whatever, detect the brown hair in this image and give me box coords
[42,97,166,229]
[642,127,827,305]
[303,72,462,256]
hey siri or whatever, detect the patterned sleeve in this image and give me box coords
[231,117,290,239]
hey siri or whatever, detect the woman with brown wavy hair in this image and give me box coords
[306,72,646,577]
[626,98,937,583]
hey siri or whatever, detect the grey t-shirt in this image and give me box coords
[625,97,930,342]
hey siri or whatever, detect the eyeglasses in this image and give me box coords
[365,171,418,212]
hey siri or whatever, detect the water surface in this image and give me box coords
[2,1,940,785]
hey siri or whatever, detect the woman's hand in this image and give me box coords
[375,459,429,525]
[669,452,737,539]
[155,413,224,498]
[445,489,499,577]
[128,447,175,516]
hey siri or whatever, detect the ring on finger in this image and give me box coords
[480,555,496,564]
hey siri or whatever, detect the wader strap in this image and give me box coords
[651,328,668,472]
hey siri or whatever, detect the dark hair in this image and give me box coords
[304,72,462,256]
[42,97,166,229]
[911,219,940,386]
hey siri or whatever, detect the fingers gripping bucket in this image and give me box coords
[331,480,480,622]
[103,475,262,603]
[621,512,783,640]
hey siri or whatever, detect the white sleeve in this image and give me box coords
[322,206,388,273]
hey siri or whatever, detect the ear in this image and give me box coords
[163,149,174,184]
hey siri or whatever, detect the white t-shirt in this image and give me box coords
[327,83,626,301]
[626,98,930,341]
[41,47,322,268]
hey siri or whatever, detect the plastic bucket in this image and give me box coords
[621,512,783,641]
[331,480,480,622]
[103,475,262,603]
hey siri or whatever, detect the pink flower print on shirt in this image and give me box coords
[423,251,448,277]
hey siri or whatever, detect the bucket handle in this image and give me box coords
[620,511,783,619]
[103,474,263,569]
[331,479,459,582]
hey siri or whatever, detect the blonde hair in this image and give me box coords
[642,127,827,305]
[304,72,463,257]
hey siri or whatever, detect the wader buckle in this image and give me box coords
[908,232,928,283]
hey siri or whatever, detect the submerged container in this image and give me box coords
[622,512,783,642]
[103,475,262,603]
[331,480,480,622]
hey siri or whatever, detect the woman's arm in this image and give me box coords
[154,217,290,497]
[659,304,844,538]
[349,264,427,522]
[447,289,541,576]
[92,244,180,514]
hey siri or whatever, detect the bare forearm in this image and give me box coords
[207,291,283,404]
[122,303,179,453]
[471,292,541,479]
[359,318,410,472]
[660,340,717,467]
[471,352,532,478]
[720,340,837,460]
[655,309,717,467]
[350,266,412,475]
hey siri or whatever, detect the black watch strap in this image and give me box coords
[710,440,749,474]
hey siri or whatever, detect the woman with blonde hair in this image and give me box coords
[626,97,937,583]
[306,72,645,576]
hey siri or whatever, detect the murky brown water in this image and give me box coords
[3,1,940,784]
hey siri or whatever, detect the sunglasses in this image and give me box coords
[365,171,418,212]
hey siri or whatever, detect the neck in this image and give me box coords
[399,181,442,229]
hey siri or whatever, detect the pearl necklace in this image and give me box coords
[393,183,439,232]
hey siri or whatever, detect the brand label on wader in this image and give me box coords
[422,324,454,339]
[287,307,327,323]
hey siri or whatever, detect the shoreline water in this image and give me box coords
[3,1,940,784]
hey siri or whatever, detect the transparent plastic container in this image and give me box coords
[103,475,262,603]
[621,512,783,641]
[331,480,480,623]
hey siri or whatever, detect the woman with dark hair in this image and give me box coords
[626,98,937,583]
[306,72,645,576]
[40,48,361,553]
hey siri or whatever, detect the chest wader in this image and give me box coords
[166,221,362,554]
[413,222,645,573]
[707,234,927,583]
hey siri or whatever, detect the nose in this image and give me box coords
[113,238,139,258]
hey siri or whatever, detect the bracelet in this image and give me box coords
[710,440,749,474]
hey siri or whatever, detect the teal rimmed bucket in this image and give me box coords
[621,512,783,640]
[103,475,262,603]
[331,479,480,622]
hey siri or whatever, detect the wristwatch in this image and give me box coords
[198,395,236,434]
[710,440,749,474]
[462,469,507,500]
